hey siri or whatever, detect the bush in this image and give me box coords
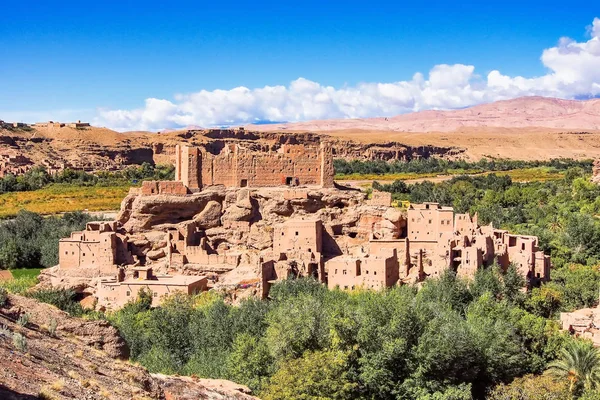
[12,332,27,352]
[27,288,83,316]
[0,287,7,307]
[17,313,29,327]
[48,318,57,337]
[0,211,95,270]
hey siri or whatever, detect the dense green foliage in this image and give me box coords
[0,162,174,193]
[26,288,85,316]
[334,158,592,176]
[0,211,95,270]
[109,273,571,400]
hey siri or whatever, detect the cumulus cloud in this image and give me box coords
[97,18,600,131]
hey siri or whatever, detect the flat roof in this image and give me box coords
[121,275,207,286]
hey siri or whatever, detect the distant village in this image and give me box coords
[0,120,90,129]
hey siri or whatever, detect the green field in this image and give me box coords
[0,271,40,294]
[335,172,440,181]
[335,167,566,184]
[0,184,130,218]
[10,268,43,279]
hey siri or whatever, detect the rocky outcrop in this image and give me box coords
[118,189,225,232]
[152,374,259,400]
[1,293,129,359]
[0,294,259,399]
[194,200,222,229]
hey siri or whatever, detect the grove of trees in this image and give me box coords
[334,158,592,176]
[0,162,174,194]
[0,211,96,270]
[108,272,586,399]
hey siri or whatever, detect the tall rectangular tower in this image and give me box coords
[175,144,201,190]
[319,142,335,188]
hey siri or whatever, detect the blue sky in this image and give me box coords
[1,1,599,130]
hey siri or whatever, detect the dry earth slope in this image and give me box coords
[0,294,258,400]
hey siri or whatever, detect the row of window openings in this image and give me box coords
[336,269,377,275]
[410,218,452,225]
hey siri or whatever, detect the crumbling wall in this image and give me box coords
[369,190,392,207]
[176,142,334,189]
[141,181,188,195]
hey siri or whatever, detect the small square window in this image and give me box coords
[126,291,130,296]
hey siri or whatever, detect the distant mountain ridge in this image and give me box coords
[247,96,600,133]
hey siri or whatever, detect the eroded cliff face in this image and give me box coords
[0,294,258,399]
[178,129,464,162]
[0,126,463,177]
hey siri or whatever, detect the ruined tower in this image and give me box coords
[175,144,201,190]
[175,140,334,189]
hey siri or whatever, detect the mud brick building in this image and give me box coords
[175,142,335,190]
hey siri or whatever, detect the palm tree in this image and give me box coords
[546,340,600,395]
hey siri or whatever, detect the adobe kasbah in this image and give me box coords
[46,141,550,309]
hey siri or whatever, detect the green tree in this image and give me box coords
[260,350,358,400]
[547,339,600,395]
[265,293,329,361]
[226,333,273,392]
[525,284,563,318]
[488,374,571,400]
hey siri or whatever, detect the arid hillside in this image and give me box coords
[0,293,258,399]
[3,96,600,167]
[248,96,600,132]
[247,96,600,160]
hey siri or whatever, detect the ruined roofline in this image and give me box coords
[59,239,103,244]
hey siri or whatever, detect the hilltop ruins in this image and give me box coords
[44,142,551,309]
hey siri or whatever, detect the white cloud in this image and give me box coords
[97,18,600,131]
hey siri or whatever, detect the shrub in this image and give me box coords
[48,318,58,337]
[27,288,83,316]
[0,287,7,307]
[17,313,29,327]
[12,332,27,352]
